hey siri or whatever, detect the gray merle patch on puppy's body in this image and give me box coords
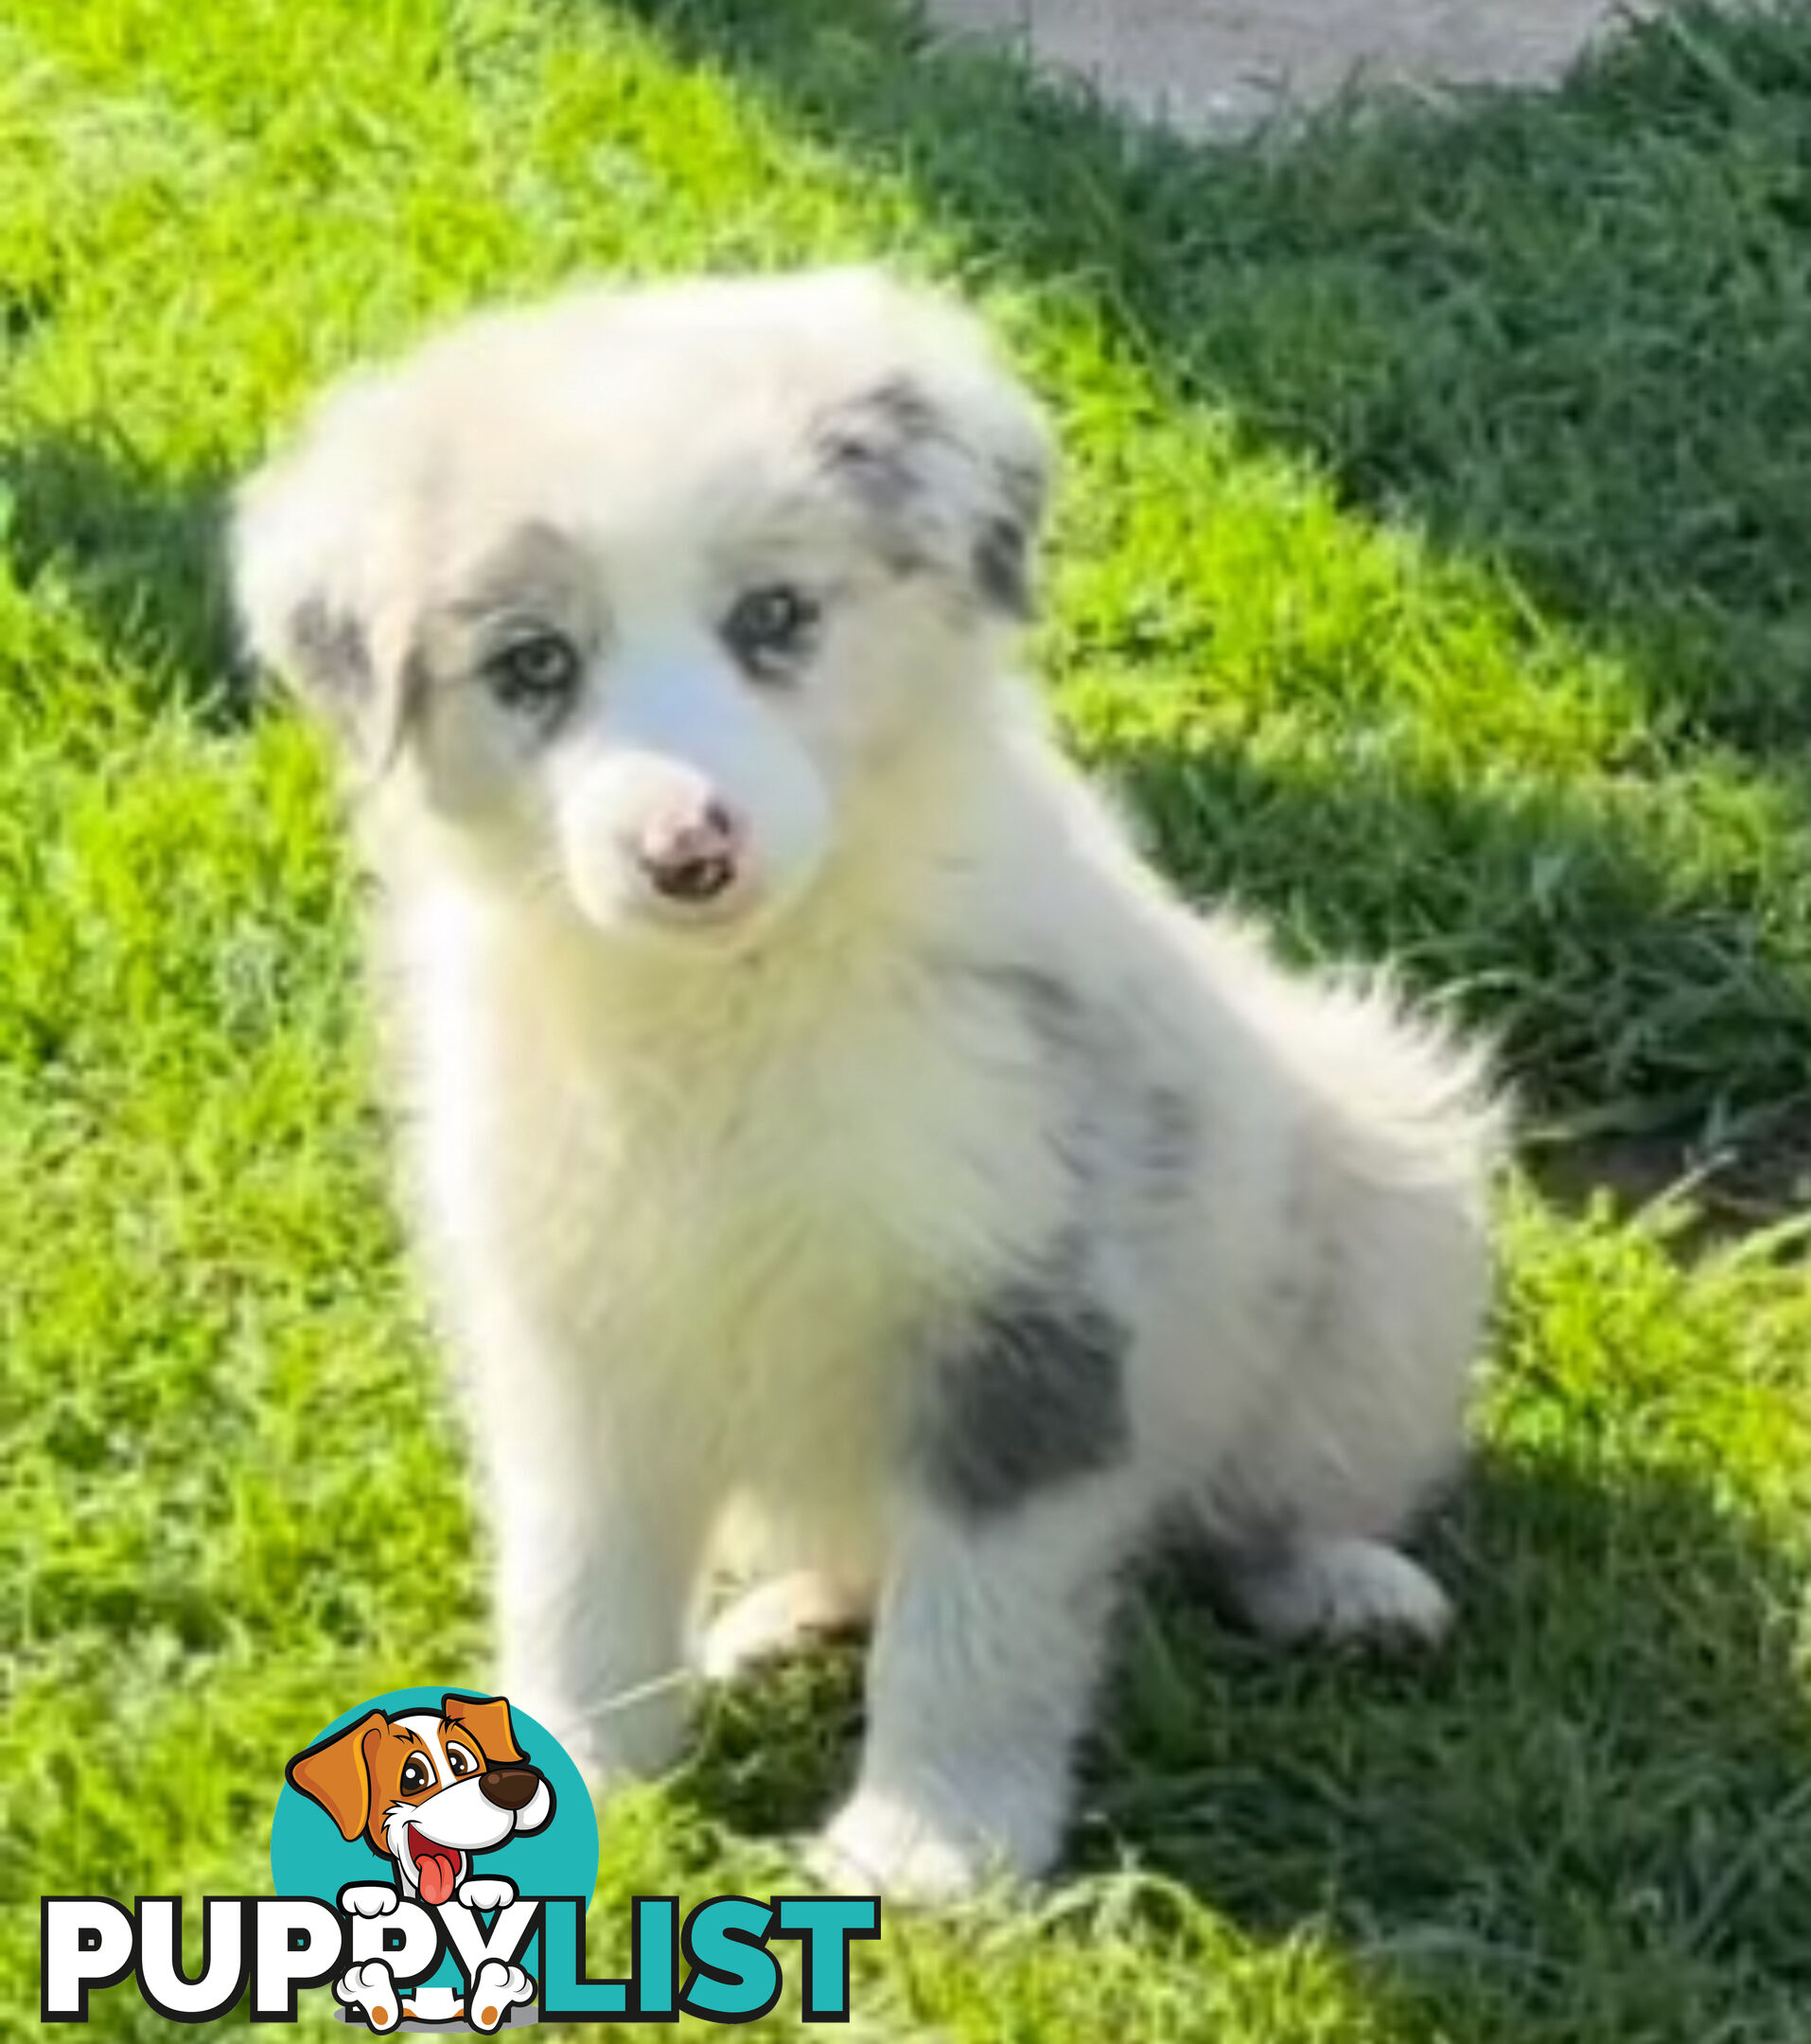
[938,958,1110,1189]
[941,959,1090,1058]
[942,958,1197,1210]
[914,1281,1132,1519]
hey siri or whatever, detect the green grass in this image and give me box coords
[4,1,1811,2036]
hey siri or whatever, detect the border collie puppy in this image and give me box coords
[233,269,1500,1900]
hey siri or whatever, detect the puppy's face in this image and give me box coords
[233,270,1050,947]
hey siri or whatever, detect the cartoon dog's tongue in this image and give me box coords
[409,1828,461,1907]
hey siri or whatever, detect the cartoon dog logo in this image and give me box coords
[286,1693,553,2030]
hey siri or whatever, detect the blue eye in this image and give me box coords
[723,584,818,678]
[485,631,581,715]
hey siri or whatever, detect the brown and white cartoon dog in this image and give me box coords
[287,1694,552,2029]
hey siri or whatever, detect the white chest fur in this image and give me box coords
[389,887,1075,1494]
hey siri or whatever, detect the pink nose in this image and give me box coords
[635,799,744,904]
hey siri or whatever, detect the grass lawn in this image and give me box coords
[5,0,1811,2035]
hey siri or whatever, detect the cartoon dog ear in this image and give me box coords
[286,1709,387,1841]
[230,371,418,767]
[442,1693,525,1767]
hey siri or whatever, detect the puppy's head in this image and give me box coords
[232,268,1051,945]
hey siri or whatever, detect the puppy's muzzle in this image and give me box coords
[479,1766,544,1811]
[634,798,744,906]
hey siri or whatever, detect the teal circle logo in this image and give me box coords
[272,1687,598,2027]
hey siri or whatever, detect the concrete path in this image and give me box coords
[923,0,1674,133]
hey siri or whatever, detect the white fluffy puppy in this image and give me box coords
[233,268,1500,1902]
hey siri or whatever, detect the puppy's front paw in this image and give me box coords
[812,1787,1027,1906]
[467,1960,535,2033]
[698,1572,868,1683]
[456,1876,517,1913]
[338,1884,400,1920]
[334,1959,400,2032]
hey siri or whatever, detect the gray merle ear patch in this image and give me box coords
[973,513,1030,617]
[287,594,374,707]
[812,375,1045,617]
[813,375,945,513]
[280,593,419,767]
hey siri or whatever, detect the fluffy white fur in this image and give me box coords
[233,267,1502,1902]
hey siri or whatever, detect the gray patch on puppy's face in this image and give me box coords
[404,520,604,774]
[913,1282,1131,1519]
[440,520,597,629]
[422,520,603,678]
[283,595,424,766]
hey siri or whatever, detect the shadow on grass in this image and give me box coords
[680,1453,1811,2039]
[1097,728,1811,1208]
[624,0,1811,763]
[0,434,244,724]
[1110,1454,1811,2036]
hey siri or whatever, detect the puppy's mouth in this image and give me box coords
[406,1825,466,1907]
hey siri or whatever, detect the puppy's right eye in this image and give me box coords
[722,584,818,680]
[484,631,581,718]
[399,1756,431,1796]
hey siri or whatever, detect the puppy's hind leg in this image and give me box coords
[1201,1124,1487,1652]
[1219,1534,1452,1648]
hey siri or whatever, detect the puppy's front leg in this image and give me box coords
[818,1481,1138,1903]
[480,1377,710,1787]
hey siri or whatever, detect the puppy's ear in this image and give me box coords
[443,1692,525,1767]
[230,376,414,766]
[286,1709,386,1841]
[812,291,1054,619]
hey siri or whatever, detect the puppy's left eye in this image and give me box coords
[723,584,818,678]
[447,1745,478,1778]
[484,631,582,716]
